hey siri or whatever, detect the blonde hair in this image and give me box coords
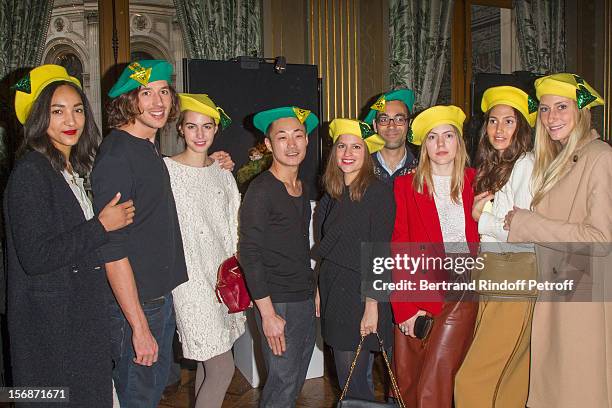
[531,103,591,208]
[322,138,375,202]
[412,125,469,204]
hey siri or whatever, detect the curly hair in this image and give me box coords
[106,85,180,129]
[473,107,533,195]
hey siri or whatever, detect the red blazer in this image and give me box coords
[390,168,479,324]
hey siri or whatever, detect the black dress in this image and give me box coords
[314,178,396,352]
[4,151,112,407]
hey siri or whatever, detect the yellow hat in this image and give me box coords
[14,64,81,124]
[481,86,537,127]
[535,73,604,110]
[178,93,232,129]
[328,118,385,153]
[409,105,466,146]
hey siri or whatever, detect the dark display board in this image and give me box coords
[471,71,542,116]
[183,59,321,199]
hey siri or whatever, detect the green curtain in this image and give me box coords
[173,0,262,59]
[0,0,53,80]
[389,0,454,110]
[514,0,566,74]
[0,0,53,161]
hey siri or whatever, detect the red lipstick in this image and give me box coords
[63,129,77,135]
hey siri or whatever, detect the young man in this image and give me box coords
[91,60,232,406]
[240,106,319,408]
[364,88,418,185]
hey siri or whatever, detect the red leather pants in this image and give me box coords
[392,301,478,408]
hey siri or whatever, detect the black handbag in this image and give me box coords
[336,333,406,408]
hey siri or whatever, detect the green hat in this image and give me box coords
[253,106,319,135]
[108,60,173,98]
[364,88,415,124]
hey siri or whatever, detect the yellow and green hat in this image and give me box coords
[328,118,386,154]
[178,93,232,129]
[409,105,466,146]
[108,60,173,98]
[364,88,415,125]
[253,106,319,135]
[14,64,81,124]
[481,85,538,127]
[534,73,604,110]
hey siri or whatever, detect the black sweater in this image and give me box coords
[91,129,187,301]
[239,171,315,302]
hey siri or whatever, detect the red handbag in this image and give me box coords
[215,255,251,313]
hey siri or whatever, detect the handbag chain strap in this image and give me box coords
[338,333,406,408]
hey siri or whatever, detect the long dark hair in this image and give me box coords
[473,107,532,195]
[19,81,101,175]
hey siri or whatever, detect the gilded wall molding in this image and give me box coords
[307,0,388,121]
[309,0,360,121]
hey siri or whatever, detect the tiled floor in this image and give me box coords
[159,349,390,408]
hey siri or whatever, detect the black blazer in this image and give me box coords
[4,151,112,407]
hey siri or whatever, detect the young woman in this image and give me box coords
[505,74,612,408]
[390,105,479,408]
[5,64,134,407]
[314,118,393,401]
[454,86,537,407]
[164,93,245,408]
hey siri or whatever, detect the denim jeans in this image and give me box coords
[255,299,316,408]
[110,293,176,408]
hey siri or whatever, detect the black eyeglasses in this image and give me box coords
[377,115,407,126]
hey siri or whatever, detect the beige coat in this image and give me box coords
[508,132,612,408]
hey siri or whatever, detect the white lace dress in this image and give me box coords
[164,158,246,361]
